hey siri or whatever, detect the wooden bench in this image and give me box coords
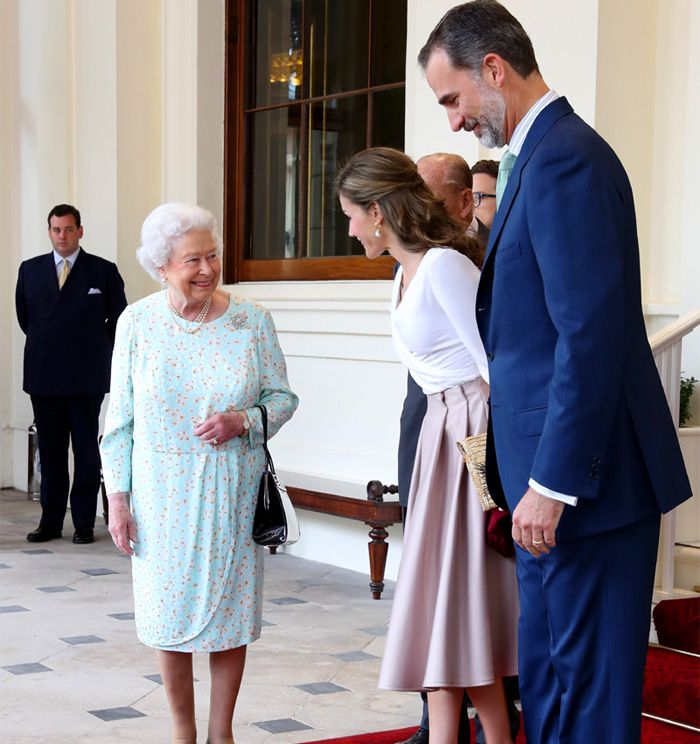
[100,474,403,600]
[270,480,403,600]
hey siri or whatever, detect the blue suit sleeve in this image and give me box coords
[104,262,128,342]
[15,264,27,334]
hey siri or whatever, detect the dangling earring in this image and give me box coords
[373,223,382,238]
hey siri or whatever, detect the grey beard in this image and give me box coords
[476,124,505,149]
[474,82,507,149]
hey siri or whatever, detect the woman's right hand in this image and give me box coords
[107,492,137,556]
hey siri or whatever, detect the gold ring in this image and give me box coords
[532,539,544,545]
[212,437,218,445]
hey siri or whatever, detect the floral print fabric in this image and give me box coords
[101,290,298,651]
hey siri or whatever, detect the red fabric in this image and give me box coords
[301,717,697,743]
[641,716,700,743]
[654,598,700,654]
[299,728,415,744]
[643,646,700,729]
[485,507,515,557]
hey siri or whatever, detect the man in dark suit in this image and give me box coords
[16,204,127,544]
[395,160,519,744]
[419,2,692,742]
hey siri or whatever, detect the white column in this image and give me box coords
[161,0,199,203]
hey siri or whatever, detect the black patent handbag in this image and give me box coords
[252,405,300,547]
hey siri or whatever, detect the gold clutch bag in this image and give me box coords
[456,432,498,511]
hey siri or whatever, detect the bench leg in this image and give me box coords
[368,525,389,599]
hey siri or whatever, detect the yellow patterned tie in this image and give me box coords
[58,259,70,289]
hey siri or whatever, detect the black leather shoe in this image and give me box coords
[27,525,62,542]
[73,528,95,544]
[395,730,429,744]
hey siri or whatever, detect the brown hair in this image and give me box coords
[471,159,500,179]
[335,147,484,268]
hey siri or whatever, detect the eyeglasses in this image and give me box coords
[473,192,496,207]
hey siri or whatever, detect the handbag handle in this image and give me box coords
[254,404,276,474]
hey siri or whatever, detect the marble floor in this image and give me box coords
[0,489,420,744]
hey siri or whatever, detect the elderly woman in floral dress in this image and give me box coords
[100,203,298,744]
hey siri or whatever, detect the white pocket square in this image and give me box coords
[88,287,102,295]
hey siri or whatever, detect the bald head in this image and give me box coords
[416,153,474,226]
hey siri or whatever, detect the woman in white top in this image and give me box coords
[337,148,518,744]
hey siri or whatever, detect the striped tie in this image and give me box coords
[58,259,70,289]
[495,149,517,210]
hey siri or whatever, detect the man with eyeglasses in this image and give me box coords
[471,159,499,229]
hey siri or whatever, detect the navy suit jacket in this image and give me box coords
[477,97,692,541]
[16,249,127,397]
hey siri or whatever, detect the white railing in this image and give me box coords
[649,309,700,594]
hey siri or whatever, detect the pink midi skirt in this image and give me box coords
[379,378,519,691]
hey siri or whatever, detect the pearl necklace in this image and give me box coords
[167,293,212,334]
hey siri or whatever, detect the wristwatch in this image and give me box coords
[240,411,250,432]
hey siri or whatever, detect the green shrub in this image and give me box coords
[680,374,697,426]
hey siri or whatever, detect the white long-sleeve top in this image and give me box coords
[392,247,489,394]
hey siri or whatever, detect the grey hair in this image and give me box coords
[136,202,224,282]
[418,0,539,79]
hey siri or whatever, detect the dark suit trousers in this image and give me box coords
[31,395,104,531]
[516,513,660,744]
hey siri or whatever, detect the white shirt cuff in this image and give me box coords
[529,478,578,506]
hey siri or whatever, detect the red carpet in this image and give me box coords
[653,598,700,654]
[644,646,700,729]
[302,714,698,743]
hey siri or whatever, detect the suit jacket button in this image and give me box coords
[486,351,494,362]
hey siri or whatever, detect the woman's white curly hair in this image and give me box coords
[136,203,224,282]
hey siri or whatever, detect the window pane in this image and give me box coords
[307,0,369,99]
[248,106,302,259]
[226,0,408,281]
[371,87,405,150]
[253,0,303,107]
[307,95,367,257]
[371,0,407,85]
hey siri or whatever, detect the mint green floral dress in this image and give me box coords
[100,291,298,652]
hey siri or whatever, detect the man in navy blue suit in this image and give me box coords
[419,2,692,742]
[16,204,127,544]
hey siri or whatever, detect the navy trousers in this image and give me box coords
[31,394,104,532]
[516,512,660,744]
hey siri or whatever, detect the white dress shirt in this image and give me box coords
[53,247,81,279]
